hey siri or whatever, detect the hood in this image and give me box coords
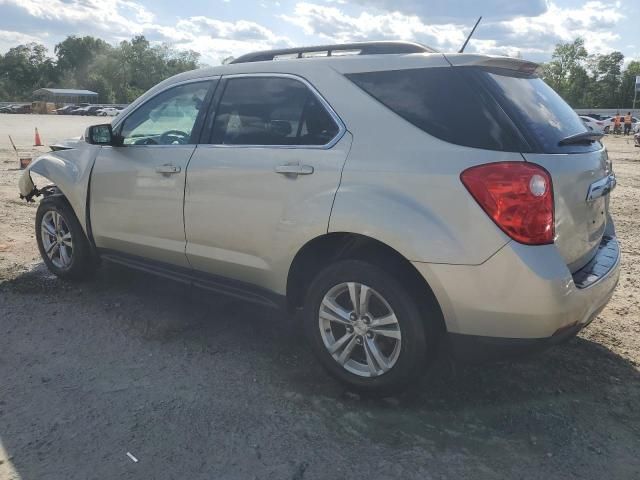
[50,136,87,151]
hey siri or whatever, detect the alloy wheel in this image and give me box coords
[41,210,73,269]
[319,282,402,377]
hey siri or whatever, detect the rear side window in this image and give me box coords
[346,67,529,152]
[210,77,340,146]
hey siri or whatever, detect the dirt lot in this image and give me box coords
[1,114,640,480]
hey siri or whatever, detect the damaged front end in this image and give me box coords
[17,143,100,235]
[18,169,58,202]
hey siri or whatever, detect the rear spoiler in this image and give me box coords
[442,53,541,75]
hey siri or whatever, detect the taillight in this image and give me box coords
[460,162,554,245]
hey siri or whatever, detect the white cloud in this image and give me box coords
[152,17,292,64]
[284,1,626,60]
[496,1,624,56]
[0,0,154,35]
[350,0,549,20]
[0,0,293,64]
[281,2,465,50]
[0,0,631,66]
[0,28,43,51]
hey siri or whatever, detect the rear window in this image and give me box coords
[346,67,599,154]
[480,69,598,153]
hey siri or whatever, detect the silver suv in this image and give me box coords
[19,42,620,393]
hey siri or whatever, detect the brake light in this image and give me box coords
[460,162,554,245]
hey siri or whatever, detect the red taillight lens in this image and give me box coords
[460,162,554,245]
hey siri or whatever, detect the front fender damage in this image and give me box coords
[16,145,100,234]
[18,168,58,202]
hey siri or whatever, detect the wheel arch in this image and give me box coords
[286,232,446,333]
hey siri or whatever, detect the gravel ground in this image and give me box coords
[1,115,639,480]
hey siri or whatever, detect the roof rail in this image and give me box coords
[230,41,437,64]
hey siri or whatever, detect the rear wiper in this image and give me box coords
[558,131,604,146]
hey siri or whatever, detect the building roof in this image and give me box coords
[33,88,98,97]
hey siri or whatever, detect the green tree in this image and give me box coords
[0,34,201,103]
[542,38,589,106]
[619,60,640,108]
[54,36,111,78]
[588,51,625,108]
[0,43,55,100]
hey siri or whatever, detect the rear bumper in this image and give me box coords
[412,233,620,362]
[447,304,606,363]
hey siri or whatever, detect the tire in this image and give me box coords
[604,126,610,134]
[36,195,97,280]
[303,259,435,394]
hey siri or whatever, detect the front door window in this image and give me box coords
[120,81,211,145]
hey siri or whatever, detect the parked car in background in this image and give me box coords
[9,104,32,114]
[71,105,103,116]
[0,105,15,113]
[583,113,608,121]
[97,107,120,116]
[18,41,620,393]
[54,105,79,115]
[580,115,607,134]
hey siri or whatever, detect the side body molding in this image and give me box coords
[18,145,101,234]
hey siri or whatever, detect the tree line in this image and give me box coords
[0,35,200,104]
[541,38,639,109]
[1,35,639,108]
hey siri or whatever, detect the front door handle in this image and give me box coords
[156,164,181,174]
[274,164,314,176]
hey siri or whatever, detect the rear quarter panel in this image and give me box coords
[319,66,514,265]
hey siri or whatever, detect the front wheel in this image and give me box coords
[604,126,610,134]
[303,260,435,394]
[36,195,97,280]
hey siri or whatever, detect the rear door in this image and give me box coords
[184,74,350,291]
[478,69,612,272]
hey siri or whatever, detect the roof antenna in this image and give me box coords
[459,16,482,53]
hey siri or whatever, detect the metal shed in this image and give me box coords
[33,88,98,105]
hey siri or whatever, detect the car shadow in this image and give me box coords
[1,262,639,479]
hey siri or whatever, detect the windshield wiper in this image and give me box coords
[558,131,604,146]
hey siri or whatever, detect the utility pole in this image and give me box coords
[634,75,640,115]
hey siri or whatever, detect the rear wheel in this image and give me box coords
[303,260,435,394]
[36,195,97,280]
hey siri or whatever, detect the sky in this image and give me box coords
[0,0,638,66]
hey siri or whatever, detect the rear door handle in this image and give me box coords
[156,164,181,174]
[274,164,314,176]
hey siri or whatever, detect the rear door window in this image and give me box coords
[210,76,340,146]
[346,67,530,153]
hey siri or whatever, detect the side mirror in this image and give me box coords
[85,124,115,145]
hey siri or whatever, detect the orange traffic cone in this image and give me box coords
[34,127,43,146]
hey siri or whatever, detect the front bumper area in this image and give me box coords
[413,234,620,362]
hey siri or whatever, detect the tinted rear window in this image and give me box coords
[346,67,599,154]
[346,67,529,152]
[480,69,598,153]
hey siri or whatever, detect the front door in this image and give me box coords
[90,79,216,267]
[184,75,350,292]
